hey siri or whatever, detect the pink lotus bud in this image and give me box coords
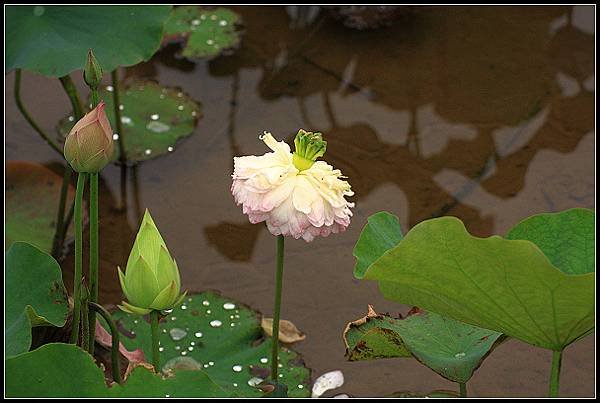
[63,102,115,173]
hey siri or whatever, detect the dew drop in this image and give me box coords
[106,85,114,92]
[203,364,209,368]
[219,20,228,26]
[177,105,184,111]
[260,358,268,364]
[181,305,187,310]
[209,361,214,366]
[68,116,74,122]
[210,14,217,20]
[298,385,304,389]
[188,347,194,351]
[223,302,236,310]
[175,346,181,350]
[232,365,243,372]
[159,94,166,99]
[165,394,170,398]
[279,374,283,378]
[146,121,170,133]
[195,332,203,338]
[233,383,238,387]
[206,39,215,46]
[120,116,132,125]
[191,111,197,117]
[144,149,152,156]
[113,134,119,140]
[119,104,124,111]
[171,316,177,321]
[169,328,187,341]
[455,352,466,358]
[191,19,200,25]
[159,347,164,352]
[206,310,212,314]
[202,300,210,306]
[150,114,160,120]
[190,341,195,346]
[181,351,187,356]
[167,146,174,152]
[210,320,222,328]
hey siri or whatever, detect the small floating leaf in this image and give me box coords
[5,161,79,254]
[344,306,504,383]
[5,243,69,357]
[57,80,201,163]
[163,6,242,60]
[109,292,311,397]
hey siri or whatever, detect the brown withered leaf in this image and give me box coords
[261,317,306,344]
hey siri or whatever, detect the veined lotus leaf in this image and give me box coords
[6,161,78,254]
[5,242,69,357]
[344,306,504,383]
[6,6,171,77]
[353,211,404,278]
[506,208,595,275]
[163,6,242,60]
[57,80,201,163]
[356,211,595,351]
[5,343,232,397]
[108,291,311,397]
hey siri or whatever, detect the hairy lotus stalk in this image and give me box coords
[64,102,114,173]
[118,210,186,315]
[231,130,354,242]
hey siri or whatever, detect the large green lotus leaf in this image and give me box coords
[344,306,503,383]
[5,161,78,254]
[6,6,171,77]
[109,292,311,397]
[358,214,595,351]
[353,211,403,278]
[57,80,201,163]
[506,208,595,275]
[5,343,231,397]
[5,242,69,357]
[163,6,242,60]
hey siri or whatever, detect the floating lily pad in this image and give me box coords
[163,6,242,60]
[344,306,503,383]
[354,210,595,351]
[109,291,311,397]
[6,343,232,397]
[5,242,69,358]
[6,161,77,254]
[6,6,171,77]
[57,80,201,163]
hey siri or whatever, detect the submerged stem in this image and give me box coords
[51,166,73,258]
[89,302,122,384]
[270,235,285,381]
[88,173,99,354]
[69,173,87,344]
[81,287,90,352]
[549,350,562,397]
[14,69,63,155]
[459,382,467,398]
[151,310,161,372]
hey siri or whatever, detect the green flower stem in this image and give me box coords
[87,173,99,354]
[58,74,85,122]
[69,172,88,344]
[89,302,122,384]
[111,69,127,163]
[459,382,467,398]
[81,287,90,352]
[270,235,285,381]
[14,69,62,155]
[549,350,562,397]
[151,310,161,372]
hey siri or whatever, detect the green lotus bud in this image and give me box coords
[292,129,327,171]
[84,49,103,88]
[118,210,186,315]
[63,102,115,173]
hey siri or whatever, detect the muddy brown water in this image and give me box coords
[5,5,595,397]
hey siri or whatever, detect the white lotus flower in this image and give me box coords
[231,130,354,242]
